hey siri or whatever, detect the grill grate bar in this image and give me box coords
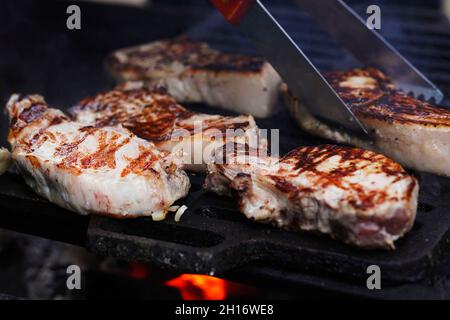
[189,2,450,101]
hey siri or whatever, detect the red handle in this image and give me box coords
[211,0,255,24]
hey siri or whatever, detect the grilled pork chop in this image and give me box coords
[205,143,418,249]
[105,37,282,118]
[7,94,190,219]
[283,68,450,177]
[70,83,266,171]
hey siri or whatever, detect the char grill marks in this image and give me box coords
[8,96,162,177]
[104,37,282,118]
[284,67,450,177]
[71,87,192,142]
[70,86,255,142]
[55,129,135,176]
[326,68,450,126]
[120,145,161,178]
[205,144,418,249]
[276,145,416,211]
[6,94,190,218]
[8,95,69,145]
[105,36,266,76]
[70,84,265,171]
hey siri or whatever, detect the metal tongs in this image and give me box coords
[211,0,444,140]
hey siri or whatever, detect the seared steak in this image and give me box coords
[105,37,282,117]
[7,94,190,219]
[70,83,266,171]
[283,68,450,177]
[205,143,418,249]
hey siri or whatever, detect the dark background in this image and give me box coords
[0,0,448,103]
[1,0,450,300]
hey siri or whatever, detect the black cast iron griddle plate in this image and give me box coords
[84,168,450,283]
[1,0,450,286]
[1,165,450,285]
[0,172,89,246]
[0,99,450,284]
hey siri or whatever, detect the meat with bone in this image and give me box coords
[6,94,190,219]
[283,68,450,177]
[70,83,266,171]
[105,37,282,118]
[204,143,418,249]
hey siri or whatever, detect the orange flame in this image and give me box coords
[166,274,227,300]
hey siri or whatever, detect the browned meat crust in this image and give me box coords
[6,94,190,218]
[283,68,450,176]
[103,37,282,118]
[205,143,418,249]
[277,145,417,212]
[105,36,266,78]
[9,96,164,177]
[69,84,257,146]
[8,95,69,146]
[70,86,193,143]
[326,68,450,127]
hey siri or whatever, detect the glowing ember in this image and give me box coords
[166,274,227,300]
[128,262,150,280]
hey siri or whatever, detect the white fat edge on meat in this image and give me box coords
[6,95,190,219]
[0,148,11,176]
[281,84,373,150]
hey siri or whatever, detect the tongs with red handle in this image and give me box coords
[211,0,444,139]
[211,0,254,24]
